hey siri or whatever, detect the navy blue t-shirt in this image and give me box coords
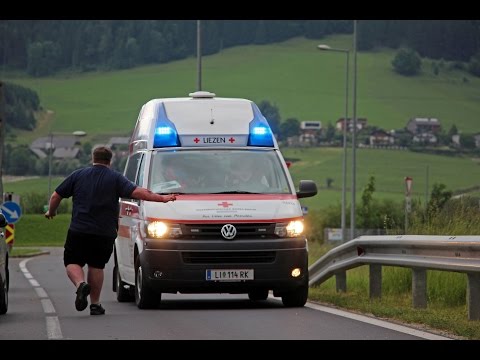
[55,165,137,237]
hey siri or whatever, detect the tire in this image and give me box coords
[134,257,160,309]
[0,270,8,315]
[248,289,269,301]
[114,262,134,303]
[281,284,308,308]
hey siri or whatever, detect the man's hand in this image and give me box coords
[163,194,178,203]
[44,210,56,220]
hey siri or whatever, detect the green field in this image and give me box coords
[5,34,480,146]
[283,147,480,209]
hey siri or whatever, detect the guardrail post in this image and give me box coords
[335,271,347,293]
[412,268,427,309]
[369,264,382,299]
[467,273,480,320]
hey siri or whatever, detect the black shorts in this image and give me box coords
[63,229,116,269]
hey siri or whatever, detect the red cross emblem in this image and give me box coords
[229,137,235,143]
[194,137,200,143]
[218,201,233,208]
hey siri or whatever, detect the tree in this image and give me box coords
[279,118,300,140]
[27,41,61,77]
[468,52,480,77]
[460,134,476,149]
[427,183,452,216]
[258,100,281,135]
[325,122,336,142]
[447,124,458,138]
[0,82,5,198]
[392,48,422,76]
[357,175,376,228]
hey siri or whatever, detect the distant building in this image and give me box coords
[369,130,395,146]
[336,118,367,132]
[452,134,461,147]
[474,134,480,148]
[30,135,82,159]
[406,117,441,134]
[299,121,322,145]
[413,132,438,144]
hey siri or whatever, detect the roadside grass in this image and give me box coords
[307,235,479,339]
[14,214,70,247]
[9,247,44,257]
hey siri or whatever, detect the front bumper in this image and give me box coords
[139,237,308,294]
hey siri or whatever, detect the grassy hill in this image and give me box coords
[3,34,480,211]
[5,34,480,146]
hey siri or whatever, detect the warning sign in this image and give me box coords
[5,224,14,245]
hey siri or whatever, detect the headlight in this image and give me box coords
[274,220,304,238]
[146,221,182,239]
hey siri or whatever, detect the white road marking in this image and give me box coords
[28,279,40,287]
[41,299,56,314]
[305,301,450,340]
[19,258,64,340]
[46,317,63,340]
[34,287,48,298]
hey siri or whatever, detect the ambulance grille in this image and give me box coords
[180,223,276,240]
[182,251,276,264]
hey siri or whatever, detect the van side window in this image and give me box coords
[124,153,143,183]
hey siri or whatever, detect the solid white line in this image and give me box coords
[304,301,450,340]
[41,299,56,314]
[19,256,64,340]
[34,287,48,298]
[46,317,63,340]
[19,258,31,273]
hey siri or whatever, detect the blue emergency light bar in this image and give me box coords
[153,104,180,148]
[248,103,274,147]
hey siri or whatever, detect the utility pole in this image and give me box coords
[351,20,358,240]
[197,20,202,91]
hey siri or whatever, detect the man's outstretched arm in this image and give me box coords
[131,187,177,203]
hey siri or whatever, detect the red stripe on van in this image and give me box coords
[174,194,297,200]
[118,225,131,238]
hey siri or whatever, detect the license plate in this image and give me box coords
[206,269,254,281]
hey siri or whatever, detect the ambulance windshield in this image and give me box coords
[149,150,292,194]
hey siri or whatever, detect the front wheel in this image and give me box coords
[134,257,160,309]
[114,262,134,303]
[281,284,308,308]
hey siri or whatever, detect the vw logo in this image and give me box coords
[221,224,237,240]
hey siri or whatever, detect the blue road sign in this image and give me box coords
[1,201,22,224]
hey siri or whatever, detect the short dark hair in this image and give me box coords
[93,146,113,164]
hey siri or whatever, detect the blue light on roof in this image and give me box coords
[248,103,274,147]
[153,104,180,148]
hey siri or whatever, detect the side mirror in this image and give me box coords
[296,180,318,199]
[0,213,7,227]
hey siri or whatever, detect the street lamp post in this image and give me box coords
[47,130,87,201]
[351,20,358,240]
[317,45,350,242]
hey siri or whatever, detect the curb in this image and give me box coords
[10,250,50,258]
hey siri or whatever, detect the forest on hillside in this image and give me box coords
[1,20,479,76]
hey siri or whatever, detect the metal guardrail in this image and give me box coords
[308,235,480,320]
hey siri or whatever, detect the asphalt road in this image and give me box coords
[0,248,448,340]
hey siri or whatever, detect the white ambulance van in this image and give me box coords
[114,91,318,309]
